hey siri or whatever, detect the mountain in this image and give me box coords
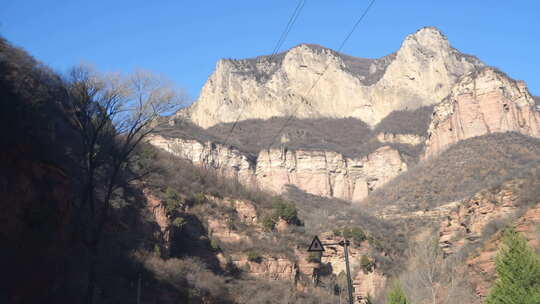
[154,28,540,204]
[177,27,483,128]
[148,26,540,302]
[4,24,540,304]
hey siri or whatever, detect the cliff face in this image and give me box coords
[148,135,407,202]
[256,146,407,201]
[424,67,540,159]
[181,27,482,128]
[439,180,523,255]
[148,135,256,184]
[438,179,540,299]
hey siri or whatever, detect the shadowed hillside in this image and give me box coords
[364,132,540,212]
[156,105,434,161]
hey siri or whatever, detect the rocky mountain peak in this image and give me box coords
[178,27,482,129]
[401,26,448,49]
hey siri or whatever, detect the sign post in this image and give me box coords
[308,236,354,304]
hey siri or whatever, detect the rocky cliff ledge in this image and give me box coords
[148,135,407,202]
[424,67,540,159]
[179,27,482,128]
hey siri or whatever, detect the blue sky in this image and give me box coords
[1,1,539,101]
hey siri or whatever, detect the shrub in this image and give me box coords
[172,217,186,228]
[307,252,321,263]
[348,227,366,243]
[246,251,262,263]
[360,255,375,274]
[386,280,410,304]
[191,192,207,205]
[272,198,301,225]
[164,187,183,213]
[261,215,276,231]
[341,227,366,243]
[210,239,220,251]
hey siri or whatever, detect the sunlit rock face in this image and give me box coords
[255,146,407,202]
[424,67,540,159]
[178,27,482,129]
[148,135,407,202]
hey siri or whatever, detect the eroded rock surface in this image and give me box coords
[424,67,540,159]
[376,132,425,145]
[180,27,482,128]
[148,135,407,202]
[437,179,540,299]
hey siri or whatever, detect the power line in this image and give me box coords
[265,0,377,151]
[269,0,306,62]
[221,0,307,147]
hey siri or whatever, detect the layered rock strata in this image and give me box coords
[438,179,540,299]
[179,27,482,128]
[376,132,425,145]
[148,135,407,202]
[424,67,540,158]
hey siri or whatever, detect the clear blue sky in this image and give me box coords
[2,1,539,101]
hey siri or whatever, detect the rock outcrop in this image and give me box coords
[148,135,407,202]
[179,27,482,128]
[232,255,298,281]
[466,203,540,299]
[437,179,540,299]
[257,146,407,201]
[376,132,425,145]
[144,190,172,255]
[148,135,256,184]
[424,67,540,159]
[438,180,523,255]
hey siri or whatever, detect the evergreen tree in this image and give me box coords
[486,227,540,304]
[386,280,410,304]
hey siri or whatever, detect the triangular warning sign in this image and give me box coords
[308,236,325,252]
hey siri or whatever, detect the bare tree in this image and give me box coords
[62,65,185,304]
[400,233,477,304]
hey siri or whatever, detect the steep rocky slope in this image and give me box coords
[149,134,407,202]
[424,67,540,158]
[178,27,482,128]
[365,132,540,211]
[438,176,540,301]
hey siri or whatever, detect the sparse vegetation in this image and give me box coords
[365,132,540,212]
[360,255,375,274]
[157,111,429,162]
[272,198,302,225]
[342,227,367,244]
[246,251,263,263]
[307,252,322,263]
[375,105,434,136]
[386,280,410,304]
[164,187,183,213]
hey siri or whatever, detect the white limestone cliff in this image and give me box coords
[148,135,407,202]
[179,27,483,128]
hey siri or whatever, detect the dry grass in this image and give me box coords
[364,132,540,212]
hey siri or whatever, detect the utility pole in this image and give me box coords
[342,240,354,304]
[308,236,354,304]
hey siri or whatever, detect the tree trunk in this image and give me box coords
[85,244,98,304]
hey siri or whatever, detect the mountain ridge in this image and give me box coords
[176,26,484,128]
